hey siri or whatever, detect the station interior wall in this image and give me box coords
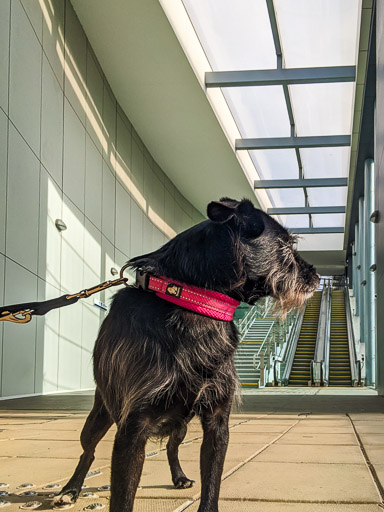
[0,0,204,398]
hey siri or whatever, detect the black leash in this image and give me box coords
[0,265,132,324]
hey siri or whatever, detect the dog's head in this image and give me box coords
[206,197,319,316]
[129,197,319,317]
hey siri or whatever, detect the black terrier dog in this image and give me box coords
[55,198,319,511]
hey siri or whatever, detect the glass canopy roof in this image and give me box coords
[168,0,361,247]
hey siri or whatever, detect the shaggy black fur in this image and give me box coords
[55,198,319,512]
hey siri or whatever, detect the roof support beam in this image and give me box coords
[268,206,346,215]
[205,66,356,88]
[290,227,345,234]
[236,135,350,150]
[288,227,344,235]
[254,178,348,189]
[265,0,313,226]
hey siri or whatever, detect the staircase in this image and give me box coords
[235,319,274,387]
[328,290,352,386]
[288,291,322,386]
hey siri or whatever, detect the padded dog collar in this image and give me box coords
[135,270,240,321]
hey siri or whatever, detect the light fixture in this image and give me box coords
[55,219,67,232]
[370,210,379,223]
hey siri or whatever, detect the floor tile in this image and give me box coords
[219,461,379,502]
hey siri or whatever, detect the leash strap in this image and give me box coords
[0,277,128,324]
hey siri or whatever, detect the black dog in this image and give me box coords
[55,198,319,511]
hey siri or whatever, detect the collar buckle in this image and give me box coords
[135,270,151,291]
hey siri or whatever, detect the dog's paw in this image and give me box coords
[174,477,195,489]
[53,490,78,508]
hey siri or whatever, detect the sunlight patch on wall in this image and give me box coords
[148,206,176,239]
[56,42,108,154]
[110,151,147,211]
[39,0,52,34]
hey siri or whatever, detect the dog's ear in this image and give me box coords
[238,199,255,216]
[248,209,265,238]
[207,201,237,224]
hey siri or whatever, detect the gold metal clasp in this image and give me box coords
[66,277,128,301]
[0,310,33,324]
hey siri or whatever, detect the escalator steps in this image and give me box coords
[288,291,321,386]
[328,290,352,387]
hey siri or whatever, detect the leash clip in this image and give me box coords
[0,309,33,324]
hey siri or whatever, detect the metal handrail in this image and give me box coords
[344,284,362,386]
[251,320,275,387]
[254,309,298,386]
[275,306,306,385]
[237,297,273,335]
[237,305,300,387]
[253,321,275,366]
[238,307,256,334]
[312,282,331,386]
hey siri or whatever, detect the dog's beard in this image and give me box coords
[264,261,318,320]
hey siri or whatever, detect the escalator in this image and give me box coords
[288,291,322,386]
[328,290,352,386]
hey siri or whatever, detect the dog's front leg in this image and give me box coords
[109,419,148,512]
[198,402,231,512]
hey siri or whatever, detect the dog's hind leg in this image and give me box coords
[197,399,232,512]
[167,422,195,489]
[55,389,113,506]
[109,417,148,512]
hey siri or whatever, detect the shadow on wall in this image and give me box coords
[0,0,204,399]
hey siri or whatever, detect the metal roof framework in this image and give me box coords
[179,0,361,241]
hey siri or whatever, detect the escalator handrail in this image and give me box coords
[314,285,327,360]
[344,284,362,386]
[312,283,331,385]
[323,284,331,386]
[280,306,306,385]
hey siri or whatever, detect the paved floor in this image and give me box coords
[0,388,383,511]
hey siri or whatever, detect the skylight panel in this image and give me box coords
[273,214,309,229]
[251,149,299,180]
[274,0,360,68]
[223,86,291,138]
[268,188,305,208]
[182,0,277,71]
[290,83,354,136]
[297,234,344,251]
[312,213,346,228]
[301,147,350,178]
[307,187,347,207]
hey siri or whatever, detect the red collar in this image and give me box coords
[135,271,240,321]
